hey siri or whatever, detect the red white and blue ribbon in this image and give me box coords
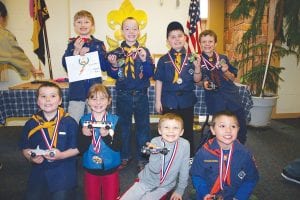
[167,52,188,75]
[201,51,221,71]
[160,139,178,184]
[219,146,233,190]
[91,113,107,153]
[40,109,61,150]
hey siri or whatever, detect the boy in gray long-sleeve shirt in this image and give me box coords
[120,113,190,200]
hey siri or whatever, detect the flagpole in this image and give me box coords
[42,21,53,80]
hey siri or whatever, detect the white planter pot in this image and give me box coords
[249,96,278,127]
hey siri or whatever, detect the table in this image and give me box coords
[0,81,253,125]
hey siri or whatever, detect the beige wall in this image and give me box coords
[276,54,300,117]
[2,0,70,88]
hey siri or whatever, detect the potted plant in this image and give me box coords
[229,0,300,127]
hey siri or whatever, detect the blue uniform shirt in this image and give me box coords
[201,53,242,114]
[62,36,109,101]
[190,138,259,200]
[154,48,197,109]
[106,41,154,90]
[19,110,78,192]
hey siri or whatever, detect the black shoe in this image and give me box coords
[281,170,300,184]
[137,160,147,172]
[281,159,300,184]
[0,162,2,170]
[118,159,132,170]
[189,157,194,166]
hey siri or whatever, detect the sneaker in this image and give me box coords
[281,170,300,184]
[118,159,131,170]
[189,157,194,165]
[281,159,300,184]
[137,160,147,172]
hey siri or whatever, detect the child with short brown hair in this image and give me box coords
[107,17,155,170]
[120,113,190,200]
[62,10,108,123]
[198,29,247,144]
[19,81,79,200]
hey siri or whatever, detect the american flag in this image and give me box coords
[186,0,201,53]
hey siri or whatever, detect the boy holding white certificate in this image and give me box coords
[62,10,108,123]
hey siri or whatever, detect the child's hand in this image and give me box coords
[100,127,109,137]
[30,154,44,164]
[107,54,118,67]
[204,194,215,200]
[203,80,213,90]
[44,148,60,161]
[137,48,147,62]
[73,37,85,55]
[82,126,92,136]
[193,54,201,69]
[170,192,182,200]
[155,101,163,113]
[220,59,229,72]
[146,142,156,148]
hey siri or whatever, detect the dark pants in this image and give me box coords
[234,107,247,144]
[24,174,76,200]
[116,89,151,161]
[163,106,195,157]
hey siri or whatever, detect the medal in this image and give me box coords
[167,52,188,84]
[92,155,103,164]
[176,77,183,84]
[117,58,125,67]
[201,51,221,71]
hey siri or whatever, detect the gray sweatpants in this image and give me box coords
[68,100,90,123]
[120,181,170,200]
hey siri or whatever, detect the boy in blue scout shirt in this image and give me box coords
[19,82,79,200]
[62,10,108,123]
[190,110,259,200]
[107,17,155,170]
[197,29,247,144]
[78,84,122,200]
[154,21,202,159]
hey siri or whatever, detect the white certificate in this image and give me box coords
[65,51,102,82]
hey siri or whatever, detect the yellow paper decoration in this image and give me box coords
[106,0,148,50]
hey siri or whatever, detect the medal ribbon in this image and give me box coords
[203,139,233,195]
[167,52,188,84]
[39,109,61,150]
[219,147,233,190]
[201,51,221,71]
[29,107,66,149]
[91,113,107,153]
[123,46,139,79]
[160,139,178,184]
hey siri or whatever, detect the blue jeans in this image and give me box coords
[116,89,150,161]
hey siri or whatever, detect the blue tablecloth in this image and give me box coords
[0,85,252,125]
